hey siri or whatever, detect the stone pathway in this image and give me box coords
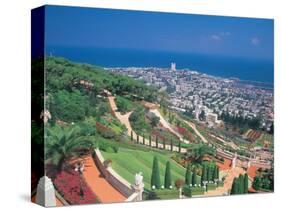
[108,96,185,153]
[79,155,126,203]
[182,120,208,144]
[149,109,188,143]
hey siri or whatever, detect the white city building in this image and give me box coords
[171,62,176,71]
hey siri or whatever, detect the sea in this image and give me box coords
[46,46,274,85]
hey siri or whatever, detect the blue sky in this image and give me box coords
[45,5,274,60]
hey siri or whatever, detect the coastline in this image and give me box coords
[45,46,274,84]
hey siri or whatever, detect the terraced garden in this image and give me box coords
[101,147,186,189]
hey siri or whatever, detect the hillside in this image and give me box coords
[45,56,159,123]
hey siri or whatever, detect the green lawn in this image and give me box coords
[101,147,186,189]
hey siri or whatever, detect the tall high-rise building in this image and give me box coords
[171,62,176,71]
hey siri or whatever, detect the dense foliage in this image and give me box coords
[220,112,261,130]
[45,57,158,123]
[129,106,151,135]
[116,96,134,113]
[45,126,93,172]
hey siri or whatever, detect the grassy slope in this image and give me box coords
[101,148,185,189]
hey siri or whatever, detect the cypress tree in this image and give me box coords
[212,166,217,181]
[252,177,262,191]
[164,161,172,189]
[185,164,192,186]
[201,164,208,184]
[156,136,158,148]
[244,174,249,193]
[207,165,213,182]
[192,171,197,186]
[170,139,173,151]
[239,174,244,194]
[163,140,166,150]
[151,156,161,189]
[143,134,145,145]
[178,141,181,153]
[149,135,152,146]
[213,166,219,181]
[231,178,239,195]
[131,130,133,141]
[137,134,139,143]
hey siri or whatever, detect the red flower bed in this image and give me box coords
[247,130,262,141]
[96,122,115,138]
[176,126,195,142]
[152,130,166,141]
[54,170,98,205]
[176,126,187,135]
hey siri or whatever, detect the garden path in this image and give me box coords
[108,96,185,153]
[182,120,208,144]
[81,155,126,203]
[150,109,189,144]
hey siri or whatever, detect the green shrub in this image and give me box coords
[183,185,192,197]
[98,142,119,153]
[218,181,224,187]
[105,146,115,153]
[155,189,178,199]
[183,185,205,197]
[206,183,217,191]
[116,96,133,113]
[79,121,96,136]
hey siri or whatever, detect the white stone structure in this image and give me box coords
[171,62,176,71]
[232,152,238,169]
[132,172,144,201]
[35,176,56,207]
[40,109,51,124]
[247,160,251,169]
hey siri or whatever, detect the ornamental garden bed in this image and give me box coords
[54,170,99,205]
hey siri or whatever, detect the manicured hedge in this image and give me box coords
[98,142,119,153]
[206,183,217,191]
[155,189,179,199]
[183,185,205,197]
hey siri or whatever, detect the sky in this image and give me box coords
[45,5,274,60]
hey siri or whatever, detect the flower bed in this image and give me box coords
[54,170,99,205]
[96,122,116,139]
[244,129,262,141]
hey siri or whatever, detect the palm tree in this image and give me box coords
[45,126,93,172]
